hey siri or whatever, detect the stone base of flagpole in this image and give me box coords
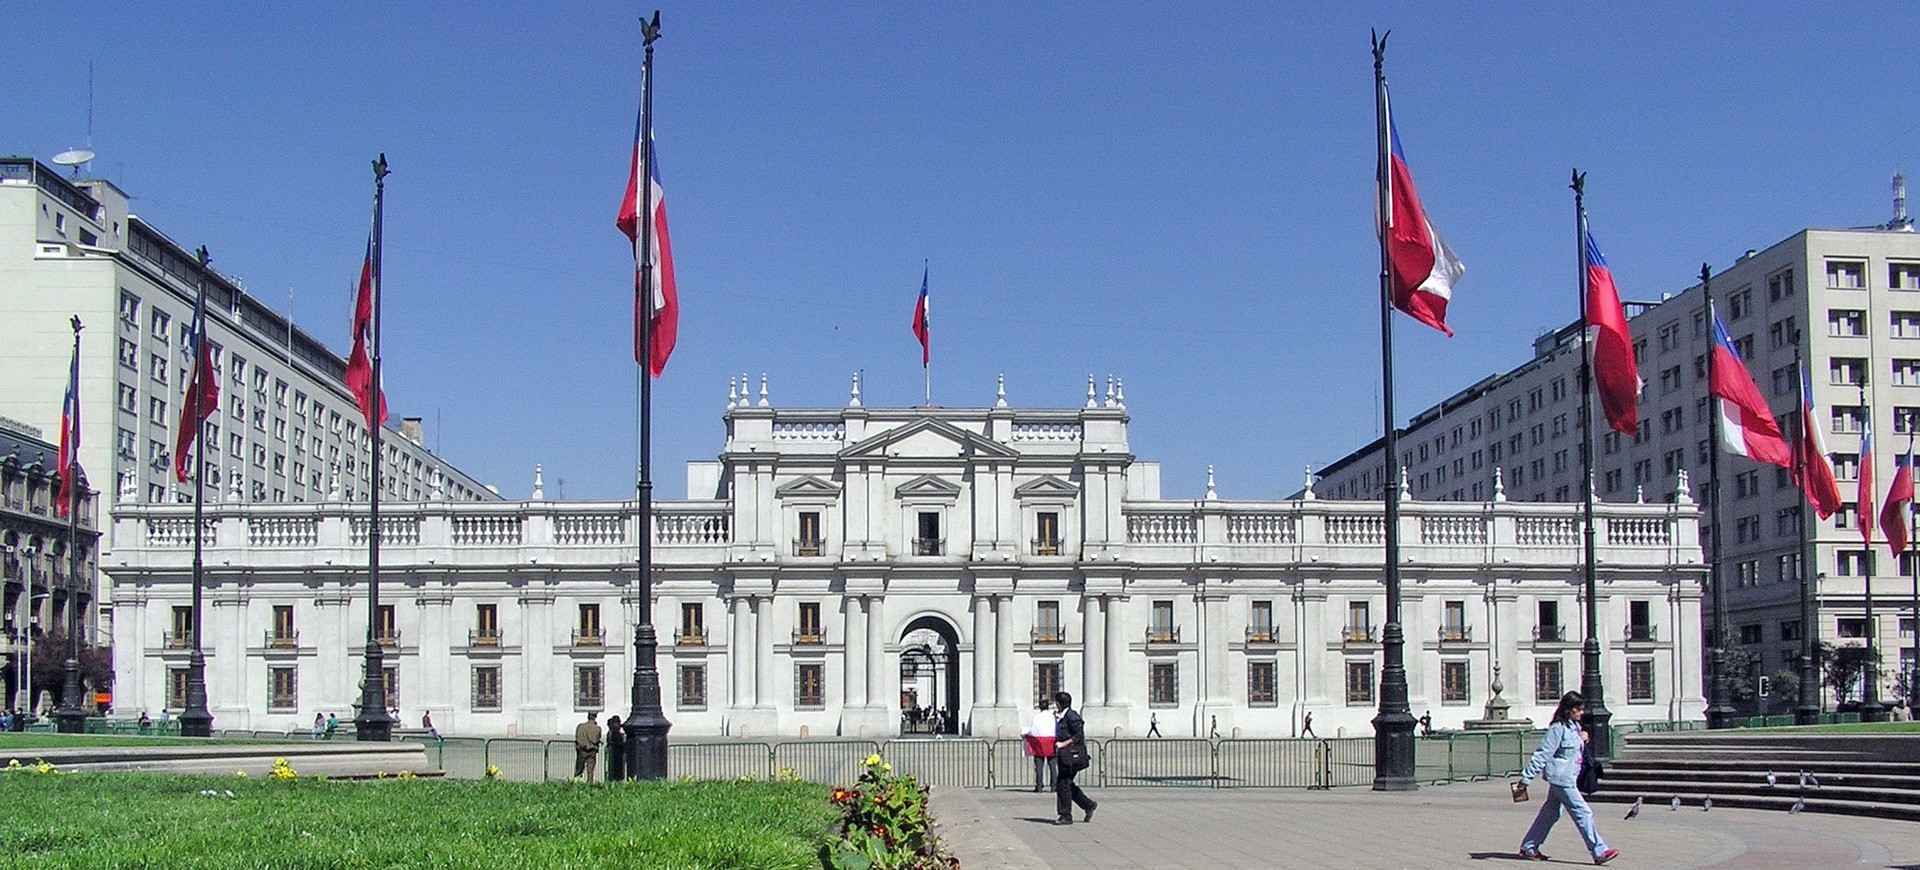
[179,650,213,738]
[53,659,85,733]
[625,625,671,780]
[354,640,394,741]
[1372,622,1418,792]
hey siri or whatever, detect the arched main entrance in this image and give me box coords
[897,615,960,735]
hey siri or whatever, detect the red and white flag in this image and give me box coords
[1584,231,1640,434]
[1709,306,1791,467]
[174,305,220,482]
[54,335,81,516]
[1881,448,1913,556]
[1382,120,1464,336]
[1859,416,1876,548]
[618,118,679,377]
[344,240,388,429]
[911,266,929,367]
[1796,364,1844,519]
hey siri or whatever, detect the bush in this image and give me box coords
[824,753,956,870]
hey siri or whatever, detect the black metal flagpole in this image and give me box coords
[1906,425,1918,716]
[354,155,394,742]
[1571,172,1612,759]
[1861,379,1886,723]
[53,317,86,734]
[180,249,215,738]
[1793,342,1823,725]
[626,9,672,781]
[1369,30,1416,791]
[1703,265,1736,729]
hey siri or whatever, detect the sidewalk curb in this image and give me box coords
[935,788,1053,869]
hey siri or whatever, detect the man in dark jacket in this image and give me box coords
[1051,691,1098,825]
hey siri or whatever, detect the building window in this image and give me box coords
[1148,662,1178,707]
[678,664,707,709]
[1441,600,1468,641]
[1035,601,1062,643]
[376,604,397,645]
[1739,623,1764,645]
[1249,600,1275,643]
[796,663,825,709]
[168,668,189,710]
[1829,309,1867,338]
[575,665,604,710]
[1827,259,1867,289]
[473,666,502,710]
[1780,620,1803,642]
[1832,406,1867,434]
[169,606,194,648]
[1837,549,1874,577]
[1149,600,1177,642]
[475,603,500,645]
[1627,601,1654,641]
[576,603,602,646]
[1441,660,1470,704]
[1728,287,1754,319]
[383,667,399,707]
[1345,600,1372,642]
[914,512,942,556]
[677,602,704,645]
[268,666,297,712]
[1836,617,1868,639]
[270,605,295,646]
[1535,658,1563,702]
[1536,601,1562,642]
[1893,262,1920,291]
[796,511,823,556]
[1345,660,1375,704]
[1034,662,1062,705]
[1626,660,1655,702]
[1034,511,1061,555]
[797,602,823,644]
[1248,661,1278,706]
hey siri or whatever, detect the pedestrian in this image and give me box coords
[0,710,10,732]
[1022,699,1057,792]
[605,715,627,781]
[310,713,323,739]
[574,711,604,781]
[1209,715,1219,739]
[1513,691,1616,865]
[422,711,440,740]
[1050,691,1097,825]
[324,712,338,738]
[1146,712,1162,738]
[140,711,153,733]
[1301,711,1317,739]
[1420,710,1433,737]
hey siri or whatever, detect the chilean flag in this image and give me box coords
[1881,447,1913,556]
[343,240,388,429]
[1709,306,1791,467]
[1859,416,1876,547]
[1383,121,1465,337]
[54,334,81,517]
[911,266,929,367]
[1585,231,1640,434]
[173,303,220,482]
[1797,364,1844,519]
[618,118,679,378]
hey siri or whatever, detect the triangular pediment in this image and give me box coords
[1014,475,1079,499]
[838,417,1018,460]
[894,474,963,500]
[775,475,842,498]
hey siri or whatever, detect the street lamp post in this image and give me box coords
[54,317,87,734]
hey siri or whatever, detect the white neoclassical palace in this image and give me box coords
[105,383,1707,739]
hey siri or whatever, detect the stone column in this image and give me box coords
[995,595,1014,708]
[1203,592,1230,706]
[867,595,886,714]
[843,596,866,707]
[1083,594,1105,707]
[755,595,775,708]
[972,596,995,715]
[730,596,751,715]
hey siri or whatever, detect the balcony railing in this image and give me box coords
[376,632,401,648]
[1031,627,1065,644]
[1341,625,1376,644]
[1534,624,1567,642]
[469,630,502,647]
[264,631,299,648]
[791,629,825,645]
[793,539,825,557]
[1624,623,1658,643]
[163,631,192,649]
[675,628,707,646]
[1032,537,1063,556]
[1438,624,1473,643]
[912,537,945,556]
[1145,626,1181,644]
[1245,626,1278,644]
[572,629,604,647]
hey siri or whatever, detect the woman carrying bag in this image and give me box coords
[1050,691,1097,825]
[1512,691,1617,865]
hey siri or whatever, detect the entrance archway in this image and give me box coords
[897,615,960,735]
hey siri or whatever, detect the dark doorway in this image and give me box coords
[898,614,961,735]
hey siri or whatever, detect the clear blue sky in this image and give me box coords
[7,3,1917,500]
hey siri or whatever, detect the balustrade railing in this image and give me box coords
[452,516,521,546]
[554,513,625,545]
[1420,515,1487,545]
[350,516,420,546]
[1324,515,1384,545]
[656,511,730,544]
[1227,513,1297,544]
[1128,512,1197,544]
[248,517,317,547]
[1009,422,1081,442]
[1516,516,1579,546]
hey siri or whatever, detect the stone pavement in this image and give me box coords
[935,781,1920,869]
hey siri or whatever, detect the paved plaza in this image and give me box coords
[936,780,1920,869]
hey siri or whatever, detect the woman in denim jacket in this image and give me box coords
[1515,692,1617,864]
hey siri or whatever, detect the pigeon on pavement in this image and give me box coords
[1670,796,1681,811]
[1703,797,1713,812]
[1624,797,1642,820]
[1800,769,1811,788]
[1766,769,1777,787]
[1790,797,1806,814]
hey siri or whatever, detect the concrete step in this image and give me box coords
[1597,778,1920,806]
[1587,789,1920,823]
[4,742,431,778]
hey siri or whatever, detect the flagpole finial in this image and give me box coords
[69,315,82,335]
[196,246,210,267]
[1371,29,1388,70]
[1700,263,1712,284]
[1571,169,1585,197]
[641,10,662,45]
[373,153,390,183]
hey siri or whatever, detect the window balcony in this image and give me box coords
[792,539,825,557]
[675,628,707,646]
[1533,624,1567,643]
[163,631,192,649]
[468,630,501,647]
[1438,624,1473,643]
[376,631,401,648]
[1245,626,1278,644]
[1031,627,1065,644]
[912,537,945,557]
[264,631,299,648]
[1624,623,1658,643]
[1032,537,1063,556]
[572,629,604,647]
[791,628,826,645]
[1340,624,1376,645]
[1144,626,1181,645]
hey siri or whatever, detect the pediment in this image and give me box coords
[894,474,963,500]
[1014,475,1079,499]
[839,418,1018,460]
[775,475,842,498]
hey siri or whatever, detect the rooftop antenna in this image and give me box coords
[51,62,96,178]
[1894,172,1912,231]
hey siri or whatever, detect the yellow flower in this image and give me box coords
[235,770,249,779]
[863,753,882,766]
[485,765,504,780]
[397,770,417,781]
[33,761,55,775]
[7,759,21,769]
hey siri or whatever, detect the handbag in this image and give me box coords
[1057,740,1090,773]
[1511,781,1529,803]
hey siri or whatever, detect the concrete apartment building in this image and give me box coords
[0,157,498,656]
[1317,209,1920,710]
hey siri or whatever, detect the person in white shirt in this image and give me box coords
[1021,699,1057,792]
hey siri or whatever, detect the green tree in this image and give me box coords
[1820,642,1872,706]
[1769,669,1800,705]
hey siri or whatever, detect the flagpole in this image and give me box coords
[1369,30,1416,792]
[626,9,672,781]
[1906,426,1918,716]
[180,249,215,738]
[1703,265,1736,729]
[1793,344,1823,725]
[53,316,86,734]
[1860,379,1886,722]
[1571,172,1612,759]
[354,155,395,742]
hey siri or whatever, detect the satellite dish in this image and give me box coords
[52,149,95,167]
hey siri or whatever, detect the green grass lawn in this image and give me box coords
[0,772,837,869]
[0,733,250,750]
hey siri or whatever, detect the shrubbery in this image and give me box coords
[825,753,957,870]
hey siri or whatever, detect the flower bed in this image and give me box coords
[825,753,958,870]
